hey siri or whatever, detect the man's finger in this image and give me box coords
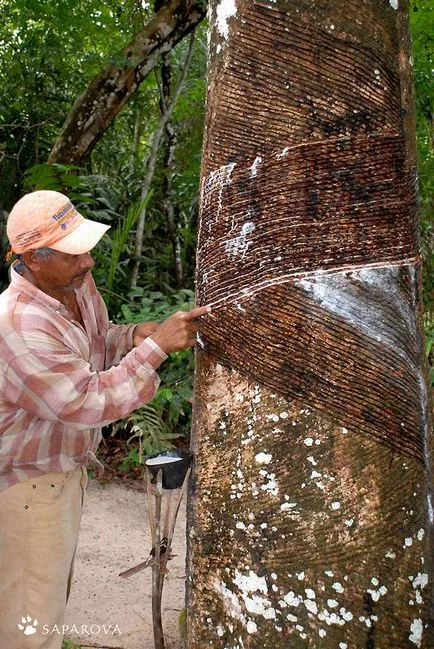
[183,305,212,322]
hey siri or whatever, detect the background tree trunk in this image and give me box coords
[130,32,195,288]
[48,0,206,167]
[187,1,433,648]
[160,56,184,287]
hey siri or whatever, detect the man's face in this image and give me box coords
[23,249,95,293]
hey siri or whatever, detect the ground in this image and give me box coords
[65,438,187,649]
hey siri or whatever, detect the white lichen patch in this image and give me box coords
[304,599,318,615]
[327,599,339,608]
[411,573,428,590]
[231,570,278,626]
[332,582,344,593]
[246,620,257,634]
[252,385,261,404]
[260,477,278,496]
[389,0,398,9]
[233,571,266,594]
[255,452,272,465]
[215,0,238,39]
[307,456,317,466]
[417,528,425,541]
[340,607,353,621]
[404,537,413,547]
[318,609,345,626]
[344,519,354,527]
[214,578,244,619]
[281,502,297,511]
[304,437,314,447]
[409,618,423,647]
[331,501,341,510]
[283,591,302,607]
[367,585,388,602]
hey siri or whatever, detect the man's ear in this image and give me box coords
[20,250,40,271]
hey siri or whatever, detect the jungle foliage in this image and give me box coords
[0,0,432,459]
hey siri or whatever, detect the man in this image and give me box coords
[0,189,210,649]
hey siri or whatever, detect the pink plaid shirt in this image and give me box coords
[0,264,167,490]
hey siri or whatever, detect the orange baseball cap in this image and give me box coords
[7,190,110,255]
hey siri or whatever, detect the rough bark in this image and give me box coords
[48,0,206,167]
[187,1,433,648]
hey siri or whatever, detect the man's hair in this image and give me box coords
[17,247,54,263]
[32,247,54,260]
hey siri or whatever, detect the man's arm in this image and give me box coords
[133,321,159,347]
[1,305,211,429]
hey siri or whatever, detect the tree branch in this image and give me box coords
[48,0,206,167]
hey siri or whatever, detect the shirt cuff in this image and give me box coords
[144,336,168,361]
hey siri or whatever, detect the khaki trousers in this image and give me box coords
[0,467,87,649]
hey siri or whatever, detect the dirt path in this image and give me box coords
[65,479,186,649]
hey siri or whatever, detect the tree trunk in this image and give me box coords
[130,32,195,288]
[187,1,433,648]
[160,55,184,287]
[48,0,206,167]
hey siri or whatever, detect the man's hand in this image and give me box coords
[133,321,159,347]
[149,305,211,354]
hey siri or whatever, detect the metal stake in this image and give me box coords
[119,464,192,649]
